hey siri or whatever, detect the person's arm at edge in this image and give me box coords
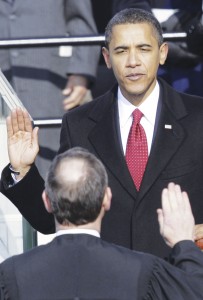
[0,108,55,233]
[0,163,55,234]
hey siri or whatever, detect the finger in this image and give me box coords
[63,86,87,110]
[62,87,72,96]
[6,115,14,139]
[16,107,26,132]
[161,188,171,215]
[23,109,33,133]
[182,191,192,213]
[167,182,179,211]
[63,92,83,110]
[63,101,77,111]
[32,127,39,152]
[10,109,20,134]
[157,208,164,234]
[65,88,84,101]
[174,184,184,210]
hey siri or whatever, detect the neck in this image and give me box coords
[120,78,157,106]
[55,219,101,233]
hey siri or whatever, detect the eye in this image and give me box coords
[140,47,151,52]
[117,50,125,54]
[115,48,127,54]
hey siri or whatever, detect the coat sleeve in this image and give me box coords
[144,241,203,300]
[0,164,55,234]
[64,0,100,82]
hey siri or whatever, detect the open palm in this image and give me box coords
[7,108,39,177]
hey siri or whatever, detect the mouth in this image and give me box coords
[126,73,144,81]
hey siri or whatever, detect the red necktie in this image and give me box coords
[126,109,148,190]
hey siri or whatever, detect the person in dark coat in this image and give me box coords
[1,147,203,300]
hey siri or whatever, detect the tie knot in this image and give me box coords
[132,109,143,124]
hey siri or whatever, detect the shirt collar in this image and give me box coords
[118,81,160,127]
[56,228,100,238]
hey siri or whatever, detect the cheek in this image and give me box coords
[112,68,121,82]
[110,61,122,76]
[113,66,126,84]
[145,58,159,75]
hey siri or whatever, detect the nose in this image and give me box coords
[126,50,141,67]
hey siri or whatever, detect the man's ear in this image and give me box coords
[42,190,53,213]
[159,42,168,66]
[102,47,112,69]
[102,187,112,212]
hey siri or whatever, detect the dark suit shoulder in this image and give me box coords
[180,92,203,111]
[2,236,203,300]
[159,77,203,105]
[0,234,156,285]
[159,77,203,117]
[0,235,156,300]
[6,234,156,273]
[98,236,156,268]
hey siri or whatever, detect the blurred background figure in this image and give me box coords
[151,0,203,97]
[0,0,100,178]
[112,0,151,13]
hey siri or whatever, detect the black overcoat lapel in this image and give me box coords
[88,88,138,200]
[136,79,188,206]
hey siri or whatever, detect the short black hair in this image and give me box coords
[105,8,163,48]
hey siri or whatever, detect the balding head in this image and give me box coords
[56,158,87,187]
[44,148,108,226]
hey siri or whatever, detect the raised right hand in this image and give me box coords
[157,182,195,248]
[7,107,39,179]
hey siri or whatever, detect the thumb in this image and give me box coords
[62,87,72,96]
[32,127,39,150]
[157,208,164,234]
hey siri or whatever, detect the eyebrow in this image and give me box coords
[114,46,128,51]
[114,44,152,51]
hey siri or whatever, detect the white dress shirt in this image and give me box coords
[56,228,100,238]
[118,81,160,155]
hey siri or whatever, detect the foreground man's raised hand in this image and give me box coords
[7,107,39,180]
[157,182,195,248]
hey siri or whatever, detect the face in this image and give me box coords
[102,23,168,105]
